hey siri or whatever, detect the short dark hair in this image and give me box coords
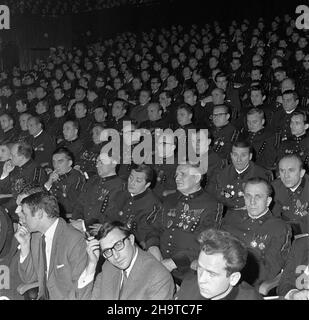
[244,177,272,196]
[279,154,303,169]
[232,140,252,153]
[52,147,74,162]
[198,228,247,276]
[282,90,298,101]
[247,107,265,119]
[21,192,60,218]
[130,164,153,184]
[64,120,79,132]
[177,103,193,115]
[96,221,132,240]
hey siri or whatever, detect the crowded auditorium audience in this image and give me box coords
[1,9,309,301]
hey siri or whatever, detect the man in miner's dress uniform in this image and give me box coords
[110,164,161,249]
[208,141,272,214]
[71,152,125,232]
[0,142,47,220]
[44,147,85,220]
[277,112,309,170]
[222,178,291,287]
[145,163,221,284]
[272,154,309,236]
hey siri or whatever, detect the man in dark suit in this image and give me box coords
[277,235,309,300]
[77,221,175,300]
[175,228,262,300]
[15,192,87,300]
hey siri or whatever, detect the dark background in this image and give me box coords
[0,0,307,70]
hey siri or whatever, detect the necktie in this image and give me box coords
[39,235,50,300]
[118,271,128,300]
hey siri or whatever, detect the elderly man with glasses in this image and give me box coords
[77,221,175,300]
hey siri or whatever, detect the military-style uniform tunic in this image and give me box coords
[48,168,85,219]
[277,235,309,296]
[272,175,309,235]
[277,134,309,169]
[242,128,277,169]
[211,123,239,160]
[152,158,178,200]
[211,161,272,210]
[145,189,220,281]
[111,188,162,248]
[74,174,125,227]
[222,209,291,285]
[29,130,56,168]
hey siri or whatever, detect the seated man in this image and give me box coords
[59,120,84,163]
[110,164,161,249]
[145,162,220,284]
[210,104,239,161]
[0,113,19,145]
[71,152,125,232]
[0,206,24,300]
[190,129,226,188]
[175,228,262,300]
[241,108,277,170]
[151,133,178,200]
[27,116,55,169]
[44,147,85,219]
[272,154,309,236]
[209,140,272,212]
[277,112,309,170]
[222,178,291,286]
[77,221,175,300]
[0,142,47,220]
[277,234,309,300]
[15,192,87,300]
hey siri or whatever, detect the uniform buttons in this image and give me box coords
[166,250,170,253]
[169,235,172,239]
[168,243,171,246]
[129,202,132,205]
[243,233,246,236]
[171,228,175,231]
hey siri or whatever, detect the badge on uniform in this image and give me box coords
[167,220,173,228]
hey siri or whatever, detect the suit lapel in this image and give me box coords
[119,247,142,299]
[48,219,64,278]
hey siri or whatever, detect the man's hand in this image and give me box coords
[2,160,15,178]
[85,237,100,275]
[162,258,177,272]
[14,225,31,258]
[290,289,309,300]
[148,246,163,261]
[45,170,59,189]
[88,224,103,236]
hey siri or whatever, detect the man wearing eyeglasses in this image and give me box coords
[210,104,239,161]
[77,221,175,300]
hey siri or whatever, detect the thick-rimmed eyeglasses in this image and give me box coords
[102,235,130,259]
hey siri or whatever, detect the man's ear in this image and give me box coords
[229,271,241,286]
[266,196,272,208]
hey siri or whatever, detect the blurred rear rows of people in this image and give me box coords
[1,12,309,300]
